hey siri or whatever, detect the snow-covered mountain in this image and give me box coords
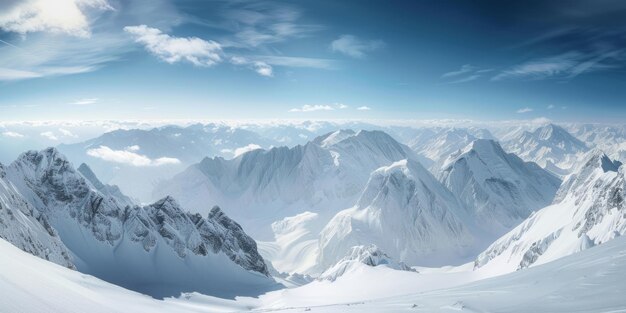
[0,163,74,269]
[474,149,625,274]
[77,163,135,207]
[439,139,561,235]
[409,127,494,172]
[318,159,476,270]
[4,148,277,298]
[502,123,589,176]
[318,244,415,281]
[57,123,280,202]
[154,130,418,238]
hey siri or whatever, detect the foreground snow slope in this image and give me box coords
[261,235,626,312]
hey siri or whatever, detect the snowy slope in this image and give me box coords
[503,123,589,175]
[318,159,476,271]
[4,148,278,298]
[475,149,625,274]
[257,235,626,312]
[0,163,74,269]
[317,244,415,281]
[439,139,561,234]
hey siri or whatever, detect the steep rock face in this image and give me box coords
[439,139,561,234]
[318,159,475,271]
[318,244,415,281]
[0,163,74,269]
[474,150,625,274]
[503,123,589,175]
[77,163,135,207]
[5,148,275,298]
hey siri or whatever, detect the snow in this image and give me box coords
[475,149,626,274]
[439,139,561,235]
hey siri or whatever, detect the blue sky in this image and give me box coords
[1,0,625,122]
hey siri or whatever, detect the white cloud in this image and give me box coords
[253,61,273,77]
[126,145,140,151]
[516,107,534,114]
[492,50,623,81]
[124,25,222,67]
[0,68,42,81]
[86,145,180,167]
[357,106,372,111]
[289,104,335,112]
[547,104,555,109]
[233,144,262,157]
[2,131,24,138]
[58,128,78,138]
[0,0,113,38]
[336,103,348,109]
[442,64,477,78]
[330,35,384,58]
[70,98,98,105]
[40,131,58,140]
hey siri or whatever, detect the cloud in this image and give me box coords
[230,56,273,77]
[330,35,384,58]
[336,103,348,109]
[289,104,335,112]
[442,64,477,78]
[124,25,222,67]
[357,106,372,111]
[126,145,140,151]
[223,5,322,48]
[441,64,492,84]
[58,128,78,138]
[547,104,555,109]
[492,50,624,81]
[40,131,58,140]
[254,56,336,70]
[233,144,262,157]
[2,131,24,138]
[516,107,533,114]
[0,68,42,81]
[86,145,180,166]
[0,0,113,38]
[70,98,98,105]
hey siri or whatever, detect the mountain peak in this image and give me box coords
[577,149,622,174]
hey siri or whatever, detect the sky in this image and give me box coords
[1,0,626,122]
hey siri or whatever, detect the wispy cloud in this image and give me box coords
[231,56,273,77]
[86,145,181,167]
[330,35,384,58]
[289,104,335,112]
[492,50,624,81]
[357,106,372,111]
[70,98,98,105]
[442,64,477,78]
[2,131,24,138]
[58,128,78,138]
[40,131,58,140]
[441,64,491,84]
[222,4,322,48]
[547,104,555,109]
[516,107,533,114]
[0,0,113,38]
[125,25,222,67]
[233,143,262,157]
